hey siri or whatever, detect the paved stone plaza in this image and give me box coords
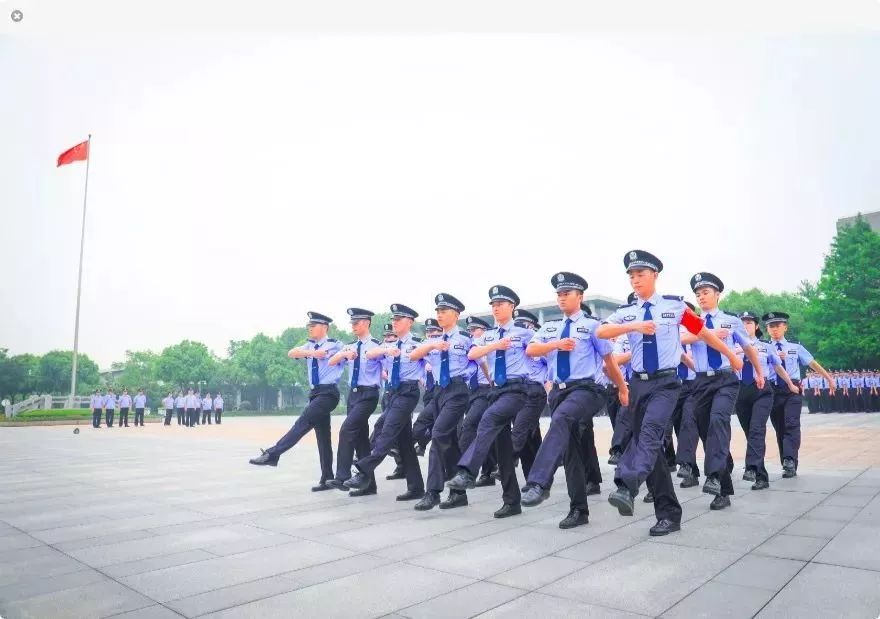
[1,413,880,619]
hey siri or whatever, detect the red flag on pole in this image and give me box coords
[57,141,89,167]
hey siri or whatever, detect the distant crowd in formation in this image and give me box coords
[803,370,880,413]
[88,388,224,428]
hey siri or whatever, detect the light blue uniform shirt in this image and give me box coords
[214,396,224,409]
[341,336,383,388]
[383,332,426,383]
[162,396,174,409]
[119,394,132,408]
[533,310,612,383]
[90,394,101,408]
[472,320,535,382]
[299,337,344,387]
[736,337,779,380]
[603,294,693,374]
[838,375,851,389]
[769,338,814,382]
[202,396,212,409]
[691,308,750,373]
[852,375,865,389]
[612,336,633,381]
[175,395,185,408]
[134,394,147,408]
[103,394,117,410]
[425,329,473,381]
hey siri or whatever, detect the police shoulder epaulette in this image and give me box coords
[327,338,337,343]
[347,340,357,345]
[759,339,770,344]
[663,295,684,301]
[459,330,470,338]
[544,318,563,322]
[371,338,380,345]
[789,340,800,345]
[616,303,635,309]
[412,336,423,342]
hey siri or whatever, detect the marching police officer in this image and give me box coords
[175,391,186,425]
[249,311,343,492]
[734,311,798,490]
[447,285,535,518]
[511,308,550,484]
[683,272,764,510]
[459,315,497,487]
[185,388,198,427]
[214,392,224,424]
[91,389,103,428]
[162,392,175,426]
[134,388,147,427]
[412,318,442,456]
[763,312,836,477]
[408,293,472,511]
[325,308,383,496]
[118,389,132,427]
[103,388,117,428]
[597,250,741,536]
[201,392,213,425]
[520,272,628,530]
[344,304,426,501]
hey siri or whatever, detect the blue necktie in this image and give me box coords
[557,319,572,381]
[742,357,754,384]
[311,343,320,386]
[677,344,688,379]
[391,341,402,388]
[642,302,659,373]
[469,372,478,389]
[494,328,507,386]
[704,313,722,370]
[776,342,785,373]
[351,341,362,386]
[440,335,450,387]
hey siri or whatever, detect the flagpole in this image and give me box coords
[68,134,92,408]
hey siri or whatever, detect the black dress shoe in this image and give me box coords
[585,482,601,496]
[677,463,690,479]
[343,472,371,491]
[396,489,425,501]
[608,487,634,516]
[680,475,699,488]
[710,494,731,510]
[702,476,722,496]
[414,491,441,511]
[386,467,406,481]
[782,458,797,478]
[643,491,654,503]
[742,469,756,482]
[414,445,426,457]
[249,452,279,466]
[667,462,678,473]
[311,482,332,492]
[649,519,681,536]
[446,470,476,491]
[325,479,348,491]
[439,490,468,510]
[782,468,797,479]
[475,474,496,487]
[494,503,522,518]
[607,451,621,466]
[348,487,377,497]
[751,479,770,491]
[559,508,588,529]
[490,467,500,481]
[521,484,547,507]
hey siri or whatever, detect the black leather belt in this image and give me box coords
[311,384,340,392]
[632,368,678,381]
[553,378,596,390]
[695,368,736,378]
[498,378,526,385]
[351,385,379,393]
[440,377,468,388]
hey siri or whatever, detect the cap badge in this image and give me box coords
[629,251,638,260]
[492,286,498,294]
[438,294,445,302]
[556,273,564,282]
[694,273,702,281]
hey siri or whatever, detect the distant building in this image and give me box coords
[461,293,625,327]
[837,211,880,233]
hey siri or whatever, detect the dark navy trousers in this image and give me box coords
[267,385,339,483]
[770,384,803,468]
[614,375,682,524]
[526,382,606,512]
[426,380,470,493]
[458,383,527,505]
[92,408,102,428]
[735,381,773,482]
[335,387,380,489]
[675,381,702,476]
[357,382,424,493]
[458,385,496,476]
[512,382,547,479]
[692,372,739,496]
[610,403,632,455]
[413,394,438,451]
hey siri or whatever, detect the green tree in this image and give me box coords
[720,288,809,341]
[0,351,41,400]
[155,341,217,389]
[368,312,393,340]
[802,215,880,368]
[35,350,100,394]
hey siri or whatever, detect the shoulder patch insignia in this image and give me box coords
[663,295,684,301]
[661,312,675,319]
[412,336,423,342]
[371,338,380,345]
[327,338,338,343]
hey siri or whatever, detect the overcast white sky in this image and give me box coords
[2,32,879,368]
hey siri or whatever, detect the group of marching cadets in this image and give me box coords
[163,389,224,426]
[249,248,838,538]
[804,369,880,413]
[89,388,148,428]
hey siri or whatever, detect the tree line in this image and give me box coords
[2,216,878,407]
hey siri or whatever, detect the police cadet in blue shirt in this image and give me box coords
[369,323,403,479]
[608,293,636,465]
[684,272,764,510]
[408,293,472,511]
[103,388,117,428]
[597,251,741,536]
[134,388,147,427]
[735,311,799,490]
[249,311,343,492]
[345,304,426,501]
[511,308,550,483]
[447,285,535,518]
[326,308,383,496]
[520,272,628,530]
[459,315,497,487]
[763,311,835,478]
[412,318,442,456]
[90,389,103,428]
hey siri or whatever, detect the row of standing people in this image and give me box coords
[803,370,880,413]
[89,388,148,427]
[162,390,225,426]
[88,388,225,428]
[249,249,835,537]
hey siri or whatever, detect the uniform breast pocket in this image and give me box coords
[654,319,678,338]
